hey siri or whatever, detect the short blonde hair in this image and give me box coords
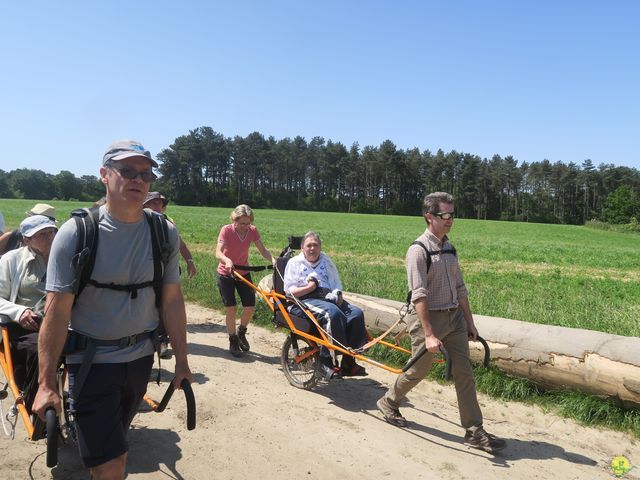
[230,204,254,222]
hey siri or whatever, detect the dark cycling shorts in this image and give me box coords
[68,355,154,468]
[217,273,255,307]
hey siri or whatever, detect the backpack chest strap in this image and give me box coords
[87,279,157,299]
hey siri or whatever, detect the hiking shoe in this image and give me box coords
[376,397,407,427]
[464,426,506,453]
[229,334,243,357]
[340,356,367,376]
[341,363,367,377]
[159,342,172,359]
[237,325,250,352]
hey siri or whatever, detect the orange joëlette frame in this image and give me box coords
[232,269,417,375]
[0,325,40,439]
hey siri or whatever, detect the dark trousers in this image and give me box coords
[290,298,367,358]
[7,324,39,412]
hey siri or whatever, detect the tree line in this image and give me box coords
[155,127,639,225]
[0,169,104,204]
[2,126,639,225]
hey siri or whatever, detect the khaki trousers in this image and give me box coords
[384,309,483,429]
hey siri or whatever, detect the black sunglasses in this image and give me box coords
[108,163,157,183]
[433,212,455,220]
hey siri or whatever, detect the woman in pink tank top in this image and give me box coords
[215,204,275,357]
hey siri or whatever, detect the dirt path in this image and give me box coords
[1,302,639,479]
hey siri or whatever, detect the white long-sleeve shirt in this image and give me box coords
[283,252,342,295]
[0,246,47,323]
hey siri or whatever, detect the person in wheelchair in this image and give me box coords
[0,203,56,256]
[0,215,57,411]
[283,231,367,378]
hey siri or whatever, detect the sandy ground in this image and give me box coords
[1,301,639,480]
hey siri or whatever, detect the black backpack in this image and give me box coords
[410,240,457,272]
[64,207,173,399]
[70,207,171,307]
[0,229,23,256]
[406,240,457,303]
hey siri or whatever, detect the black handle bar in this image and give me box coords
[444,335,491,380]
[402,344,450,373]
[232,264,274,272]
[155,378,197,431]
[403,336,490,381]
[45,407,58,467]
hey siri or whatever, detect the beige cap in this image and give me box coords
[27,203,56,221]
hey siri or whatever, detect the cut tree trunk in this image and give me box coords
[344,292,640,408]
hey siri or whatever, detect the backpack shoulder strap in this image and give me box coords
[407,240,457,304]
[144,209,171,308]
[410,240,432,272]
[7,229,23,252]
[410,240,457,273]
[407,240,432,305]
[71,207,100,301]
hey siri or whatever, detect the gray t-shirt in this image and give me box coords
[46,206,180,364]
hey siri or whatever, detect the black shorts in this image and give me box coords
[68,355,154,468]
[217,273,255,307]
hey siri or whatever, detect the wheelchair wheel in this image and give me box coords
[281,335,320,390]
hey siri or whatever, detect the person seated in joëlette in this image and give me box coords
[283,230,368,378]
[0,215,57,411]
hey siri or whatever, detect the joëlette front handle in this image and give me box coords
[402,344,450,375]
[155,378,196,431]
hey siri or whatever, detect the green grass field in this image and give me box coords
[3,198,640,436]
[3,198,639,336]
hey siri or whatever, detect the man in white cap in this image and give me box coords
[34,140,192,479]
[0,215,57,412]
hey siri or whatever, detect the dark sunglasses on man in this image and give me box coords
[433,212,455,220]
[106,162,157,183]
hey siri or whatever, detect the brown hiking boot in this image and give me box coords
[340,355,367,376]
[229,334,243,357]
[376,397,407,427]
[464,426,506,453]
[237,325,250,352]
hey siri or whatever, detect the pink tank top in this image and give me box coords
[217,224,261,275]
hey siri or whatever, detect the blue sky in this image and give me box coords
[1,1,638,177]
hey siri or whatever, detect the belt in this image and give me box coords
[432,307,458,312]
